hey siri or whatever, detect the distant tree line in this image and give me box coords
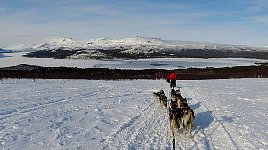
[0,64,268,80]
[24,48,268,60]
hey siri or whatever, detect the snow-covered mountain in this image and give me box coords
[22,36,268,59]
[27,36,253,51]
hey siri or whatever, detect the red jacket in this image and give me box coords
[166,74,171,80]
[169,73,176,80]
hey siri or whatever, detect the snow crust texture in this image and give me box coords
[0,79,267,150]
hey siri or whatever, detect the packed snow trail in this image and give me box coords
[0,79,267,150]
[179,79,268,150]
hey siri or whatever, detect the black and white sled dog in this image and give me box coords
[178,97,187,108]
[153,90,165,101]
[181,106,195,137]
[169,100,182,137]
[153,90,167,109]
[171,89,184,103]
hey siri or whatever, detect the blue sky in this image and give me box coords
[0,0,268,47]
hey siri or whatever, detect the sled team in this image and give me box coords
[153,73,195,138]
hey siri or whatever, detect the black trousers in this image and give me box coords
[170,80,176,88]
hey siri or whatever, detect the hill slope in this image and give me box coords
[22,37,268,59]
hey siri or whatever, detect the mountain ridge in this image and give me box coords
[10,36,268,60]
[23,36,266,51]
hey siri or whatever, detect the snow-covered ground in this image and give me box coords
[0,78,267,150]
[0,52,267,69]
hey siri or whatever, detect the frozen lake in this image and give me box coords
[0,52,267,69]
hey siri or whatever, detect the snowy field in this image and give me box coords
[0,52,268,69]
[0,78,267,150]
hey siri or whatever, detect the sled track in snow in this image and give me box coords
[182,87,244,150]
[0,91,101,149]
[0,92,96,122]
[102,97,171,149]
[1,79,267,149]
